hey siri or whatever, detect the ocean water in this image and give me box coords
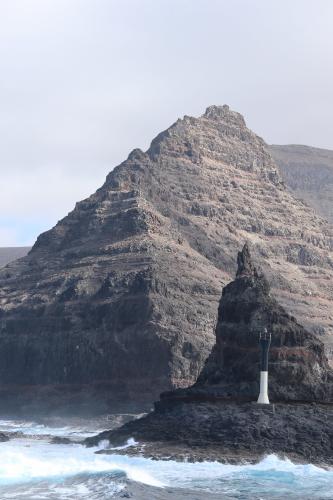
[0,418,332,499]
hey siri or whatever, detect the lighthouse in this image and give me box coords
[257,328,271,404]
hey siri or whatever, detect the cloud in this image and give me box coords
[0,0,333,245]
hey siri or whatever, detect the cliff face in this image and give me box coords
[87,247,333,465]
[0,105,332,402]
[270,144,333,224]
[195,244,333,403]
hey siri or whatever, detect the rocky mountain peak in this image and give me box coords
[146,105,282,184]
[203,104,246,127]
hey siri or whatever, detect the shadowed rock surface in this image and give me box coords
[0,106,332,405]
[270,144,333,224]
[89,401,333,466]
[190,244,333,403]
[87,247,333,465]
[0,432,9,442]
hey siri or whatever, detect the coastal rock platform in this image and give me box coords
[87,400,333,466]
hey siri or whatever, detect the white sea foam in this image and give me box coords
[0,439,163,488]
[0,419,99,438]
[107,437,139,450]
[0,418,332,499]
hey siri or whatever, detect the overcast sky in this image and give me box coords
[1,0,332,246]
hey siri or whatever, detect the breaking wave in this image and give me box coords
[0,419,332,499]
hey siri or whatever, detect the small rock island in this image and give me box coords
[87,245,333,465]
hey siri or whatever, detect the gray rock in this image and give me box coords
[88,401,333,466]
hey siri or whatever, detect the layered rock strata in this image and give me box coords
[88,247,333,465]
[0,106,333,403]
[188,244,333,403]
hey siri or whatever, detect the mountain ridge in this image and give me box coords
[0,105,332,405]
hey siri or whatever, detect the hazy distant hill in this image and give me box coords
[270,144,333,224]
[0,247,30,268]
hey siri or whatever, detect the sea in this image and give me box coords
[0,416,332,499]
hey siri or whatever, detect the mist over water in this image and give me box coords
[0,418,332,499]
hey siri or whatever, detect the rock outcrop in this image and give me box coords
[87,247,333,465]
[172,244,333,403]
[89,401,333,466]
[0,106,332,405]
[0,432,9,442]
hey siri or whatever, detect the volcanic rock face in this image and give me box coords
[87,247,333,465]
[0,105,332,402]
[194,244,333,403]
[89,401,333,466]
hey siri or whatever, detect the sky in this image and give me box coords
[0,0,332,246]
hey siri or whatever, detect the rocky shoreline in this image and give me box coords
[86,246,333,467]
[86,400,333,467]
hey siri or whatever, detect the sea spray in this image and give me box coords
[0,419,332,499]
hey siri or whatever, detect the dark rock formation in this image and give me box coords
[187,244,333,403]
[87,248,333,464]
[88,401,333,466]
[0,106,332,405]
[50,436,73,445]
[0,432,9,442]
[270,144,333,224]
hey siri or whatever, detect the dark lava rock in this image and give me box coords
[189,244,333,403]
[87,401,333,466]
[0,106,332,406]
[87,247,333,464]
[0,432,9,442]
[50,436,73,445]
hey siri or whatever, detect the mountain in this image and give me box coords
[269,144,333,224]
[0,247,31,268]
[0,105,332,406]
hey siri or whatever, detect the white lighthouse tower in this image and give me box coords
[257,328,271,404]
